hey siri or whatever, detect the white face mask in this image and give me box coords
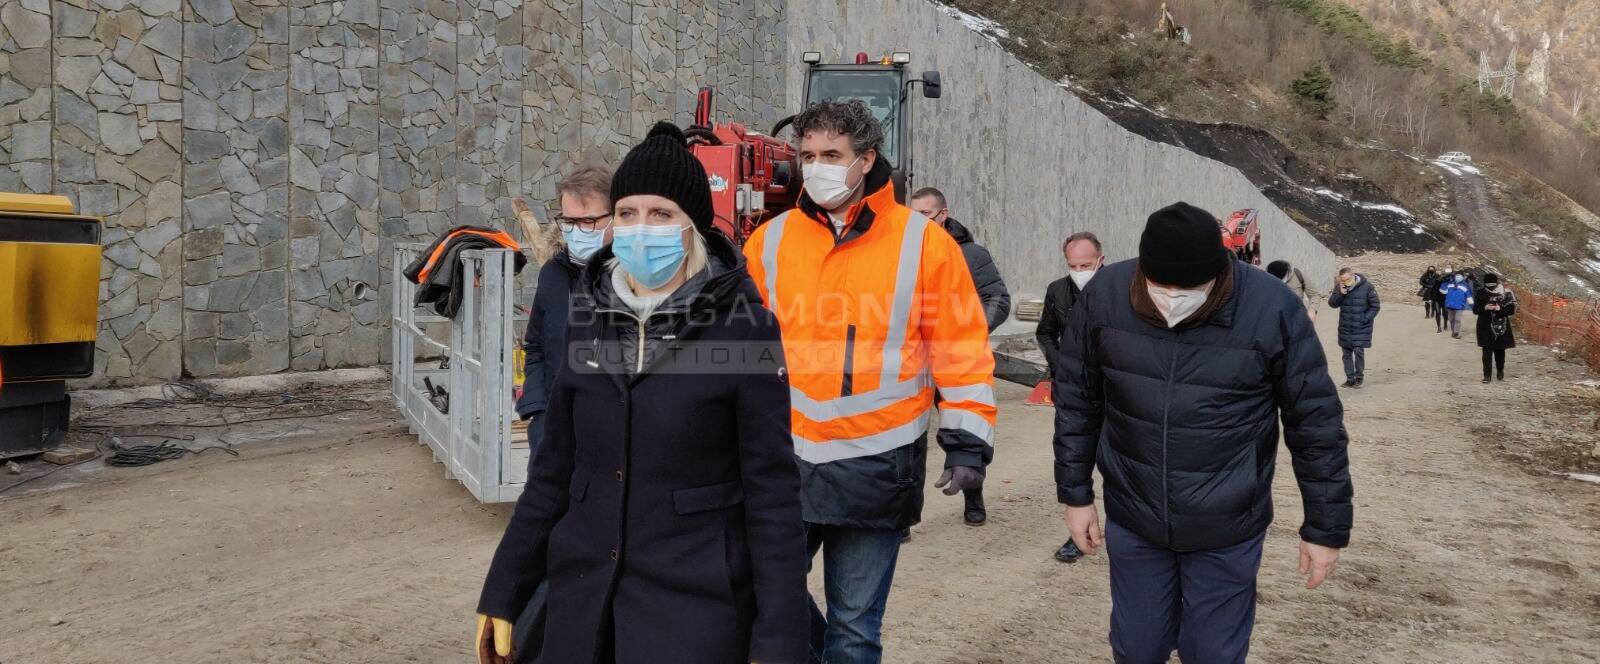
[802,156,863,210]
[1147,280,1213,328]
[1068,269,1097,290]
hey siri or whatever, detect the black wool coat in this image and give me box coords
[1473,287,1518,350]
[1053,260,1354,551]
[478,235,808,664]
[515,250,583,432]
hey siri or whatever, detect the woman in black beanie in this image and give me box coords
[475,122,807,664]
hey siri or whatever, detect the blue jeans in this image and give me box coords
[1105,520,1265,664]
[805,523,902,664]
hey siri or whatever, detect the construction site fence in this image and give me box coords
[1509,287,1600,375]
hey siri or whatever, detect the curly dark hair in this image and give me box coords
[791,99,884,155]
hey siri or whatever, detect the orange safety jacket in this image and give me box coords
[744,160,997,528]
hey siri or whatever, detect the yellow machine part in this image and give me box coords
[0,193,75,215]
[0,242,102,346]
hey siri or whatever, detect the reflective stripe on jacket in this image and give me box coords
[743,161,997,527]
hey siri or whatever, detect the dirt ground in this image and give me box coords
[3,258,1599,663]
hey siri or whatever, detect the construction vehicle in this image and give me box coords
[1221,208,1262,266]
[0,193,103,458]
[687,51,942,244]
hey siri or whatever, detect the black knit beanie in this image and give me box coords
[1139,202,1229,288]
[610,121,715,233]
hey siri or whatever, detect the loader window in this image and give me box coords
[804,70,901,168]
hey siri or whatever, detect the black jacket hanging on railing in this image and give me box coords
[403,225,527,318]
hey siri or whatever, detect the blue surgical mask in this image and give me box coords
[612,224,689,289]
[562,225,607,262]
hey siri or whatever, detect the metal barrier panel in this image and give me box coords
[390,244,529,502]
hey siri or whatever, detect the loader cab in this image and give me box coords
[790,51,942,201]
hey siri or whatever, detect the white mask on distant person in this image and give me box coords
[1069,269,1097,290]
[1147,280,1213,328]
[802,156,863,210]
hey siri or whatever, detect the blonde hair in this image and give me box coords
[682,227,709,276]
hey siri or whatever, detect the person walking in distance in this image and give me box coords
[910,187,1011,529]
[1327,267,1379,389]
[1418,265,1440,320]
[1034,231,1103,563]
[1473,273,1517,383]
[1432,264,1456,333]
[1054,202,1353,664]
[1440,271,1474,338]
[1266,260,1317,322]
[475,123,807,664]
[742,100,997,664]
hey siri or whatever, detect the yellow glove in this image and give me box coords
[475,613,514,664]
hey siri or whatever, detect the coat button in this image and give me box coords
[615,469,624,481]
[610,548,618,560]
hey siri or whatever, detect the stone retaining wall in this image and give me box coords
[0,0,785,384]
[786,0,1339,299]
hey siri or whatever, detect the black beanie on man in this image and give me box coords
[610,121,715,233]
[1139,202,1229,287]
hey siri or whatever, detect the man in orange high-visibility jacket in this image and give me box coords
[743,100,997,663]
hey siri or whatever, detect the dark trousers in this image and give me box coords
[1482,348,1506,379]
[1340,346,1365,383]
[1434,301,1447,330]
[1106,520,1265,664]
[806,523,903,664]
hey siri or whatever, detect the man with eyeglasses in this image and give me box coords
[504,162,613,663]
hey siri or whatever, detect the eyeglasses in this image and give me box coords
[555,214,612,232]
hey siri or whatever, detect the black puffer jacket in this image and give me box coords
[1327,274,1380,348]
[1053,259,1353,551]
[943,218,1012,332]
[478,233,807,664]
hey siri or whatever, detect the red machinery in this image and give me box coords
[1221,208,1262,265]
[685,88,800,245]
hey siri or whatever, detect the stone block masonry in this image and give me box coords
[1,0,787,384]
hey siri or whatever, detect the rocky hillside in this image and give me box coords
[1339,0,1600,121]
[941,0,1600,292]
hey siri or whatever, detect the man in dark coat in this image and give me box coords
[1418,266,1440,320]
[1054,202,1353,664]
[477,123,807,664]
[1473,272,1517,383]
[911,187,1011,528]
[515,165,614,444]
[910,188,1012,332]
[1327,267,1380,388]
[1035,230,1104,563]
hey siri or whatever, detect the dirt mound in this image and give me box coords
[1087,94,1441,256]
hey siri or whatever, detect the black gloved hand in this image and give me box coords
[934,466,985,496]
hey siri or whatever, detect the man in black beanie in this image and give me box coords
[1052,202,1354,663]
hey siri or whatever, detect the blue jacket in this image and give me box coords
[1053,260,1353,551]
[1440,277,1473,310]
[1327,274,1380,348]
[514,251,583,447]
